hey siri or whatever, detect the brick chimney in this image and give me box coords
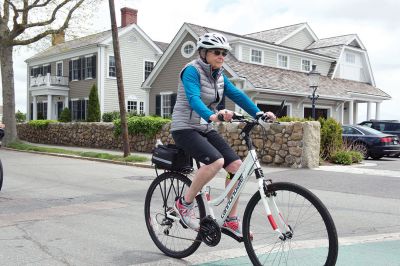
[121,7,138,27]
[51,31,65,46]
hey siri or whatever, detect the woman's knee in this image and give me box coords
[225,159,242,173]
[210,158,224,170]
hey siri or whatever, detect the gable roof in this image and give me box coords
[306,34,364,50]
[245,23,308,43]
[26,23,164,62]
[224,53,389,99]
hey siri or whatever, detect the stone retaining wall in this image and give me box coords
[17,121,320,168]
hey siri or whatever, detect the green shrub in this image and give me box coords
[15,110,26,123]
[348,150,363,163]
[319,117,343,160]
[28,120,57,129]
[331,151,352,165]
[102,111,120,122]
[87,84,101,122]
[277,116,311,122]
[59,107,71,122]
[114,116,171,137]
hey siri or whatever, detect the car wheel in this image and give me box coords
[370,154,383,160]
[353,143,368,159]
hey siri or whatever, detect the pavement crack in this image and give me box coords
[16,224,72,266]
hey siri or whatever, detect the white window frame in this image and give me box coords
[345,53,356,64]
[301,58,312,72]
[127,100,138,113]
[302,104,332,118]
[181,40,196,58]
[250,48,263,64]
[56,61,63,77]
[108,55,116,79]
[255,100,292,117]
[277,54,289,69]
[139,101,144,115]
[85,55,93,80]
[160,91,173,118]
[71,58,80,81]
[143,60,155,81]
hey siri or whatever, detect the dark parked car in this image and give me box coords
[342,125,400,159]
[358,120,400,157]
[0,128,4,141]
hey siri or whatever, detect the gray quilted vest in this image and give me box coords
[171,59,225,132]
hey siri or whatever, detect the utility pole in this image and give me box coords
[108,0,130,156]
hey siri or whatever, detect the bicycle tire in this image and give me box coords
[0,159,3,191]
[144,171,206,258]
[243,182,338,266]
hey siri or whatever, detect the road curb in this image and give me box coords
[1,147,154,169]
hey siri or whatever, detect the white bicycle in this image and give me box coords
[145,107,338,265]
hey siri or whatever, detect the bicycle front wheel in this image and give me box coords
[243,182,338,266]
[144,171,206,258]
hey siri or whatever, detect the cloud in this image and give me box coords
[4,0,399,120]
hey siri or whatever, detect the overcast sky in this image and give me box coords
[2,0,399,122]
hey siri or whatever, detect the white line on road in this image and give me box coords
[314,165,400,178]
[133,232,400,265]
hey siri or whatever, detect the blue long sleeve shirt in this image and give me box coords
[181,65,260,121]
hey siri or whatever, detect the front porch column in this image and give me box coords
[33,96,37,120]
[353,102,358,124]
[367,102,372,120]
[64,96,69,110]
[47,95,52,120]
[348,100,354,124]
[376,102,381,120]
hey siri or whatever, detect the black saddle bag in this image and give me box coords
[152,144,192,171]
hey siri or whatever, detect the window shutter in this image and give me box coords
[30,68,33,77]
[170,93,177,114]
[80,58,85,80]
[48,65,51,75]
[78,59,82,80]
[155,95,161,116]
[69,61,72,81]
[92,55,96,78]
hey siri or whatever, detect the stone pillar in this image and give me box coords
[33,96,37,120]
[367,102,372,120]
[348,100,354,124]
[375,102,381,120]
[47,95,52,120]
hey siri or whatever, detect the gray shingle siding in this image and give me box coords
[149,33,197,115]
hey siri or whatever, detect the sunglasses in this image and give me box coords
[209,49,228,57]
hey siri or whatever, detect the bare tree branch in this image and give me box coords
[2,0,10,22]
[11,0,85,46]
[24,0,71,29]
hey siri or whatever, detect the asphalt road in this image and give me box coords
[0,149,399,265]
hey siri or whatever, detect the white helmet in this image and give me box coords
[196,32,231,51]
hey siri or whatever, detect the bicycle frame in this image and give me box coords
[199,121,291,239]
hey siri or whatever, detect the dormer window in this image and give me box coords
[346,53,356,64]
[278,54,289,69]
[301,59,311,72]
[251,49,262,63]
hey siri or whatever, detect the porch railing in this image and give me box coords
[30,73,69,87]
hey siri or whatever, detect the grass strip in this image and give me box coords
[7,142,148,163]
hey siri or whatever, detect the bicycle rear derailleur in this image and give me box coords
[199,215,221,247]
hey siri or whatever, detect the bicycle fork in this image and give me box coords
[258,179,293,241]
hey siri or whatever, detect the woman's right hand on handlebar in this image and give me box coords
[209,109,234,122]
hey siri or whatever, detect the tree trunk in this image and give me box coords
[0,45,18,146]
[108,0,130,157]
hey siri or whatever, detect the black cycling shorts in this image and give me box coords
[172,129,240,168]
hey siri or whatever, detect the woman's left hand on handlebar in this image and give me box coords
[263,111,277,122]
[219,109,233,121]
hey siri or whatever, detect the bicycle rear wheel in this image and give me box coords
[243,182,338,266]
[144,171,206,258]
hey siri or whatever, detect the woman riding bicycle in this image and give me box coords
[171,32,276,237]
